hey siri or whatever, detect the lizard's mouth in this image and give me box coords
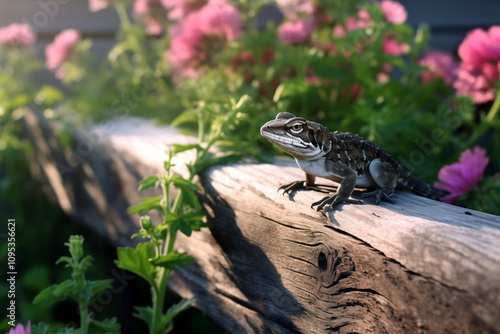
[260,129,308,149]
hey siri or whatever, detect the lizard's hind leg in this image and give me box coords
[362,159,398,205]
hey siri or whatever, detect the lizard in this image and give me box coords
[260,112,449,212]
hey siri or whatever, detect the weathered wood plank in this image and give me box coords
[20,108,500,333]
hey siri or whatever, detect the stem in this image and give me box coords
[113,1,154,74]
[486,89,500,123]
[79,300,89,334]
[151,271,167,334]
[465,89,500,147]
[150,159,189,332]
[113,1,132,28]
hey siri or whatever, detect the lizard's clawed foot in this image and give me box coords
[362,188,395,205]
[311,194,362,212]
[278,181,336,196]
[278,181,307,196]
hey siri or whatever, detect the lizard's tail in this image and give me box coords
[398,174,449,200]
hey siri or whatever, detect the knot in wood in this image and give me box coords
[314,244,355,287]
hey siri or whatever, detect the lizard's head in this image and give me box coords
[260,112,331,159]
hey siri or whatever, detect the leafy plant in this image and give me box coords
[115,93,246,332]
[32,235,120,334]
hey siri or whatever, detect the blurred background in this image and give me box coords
[2,0,500,85]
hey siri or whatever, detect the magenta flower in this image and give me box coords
[380,0,407,24]
[333,9,372,38]
[276,0,314,21]
[454,63,498,104]
[419,50,458,85]
[88,0,110,12]
[278,18,313,45]
[454,26,500,103]
[166,0,243,79]
[45,29,81,79]
[6,321,30,334]
[458,27,500,67]
[197,0,243,41]
[434,147,489,204]
[0,23,36,47]
[382,37,409,56]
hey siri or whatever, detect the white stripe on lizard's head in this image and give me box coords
[260,113,330,159]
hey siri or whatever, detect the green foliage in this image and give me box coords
[115,95,247,331]
[32,235,120,334]
[464,176,500,215]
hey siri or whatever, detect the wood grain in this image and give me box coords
[20,108,500,333]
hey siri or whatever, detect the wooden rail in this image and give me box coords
[20,108,500,334]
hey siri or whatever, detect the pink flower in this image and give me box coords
[332,24,346,38]
[45,29,81,78]
[88,0,110,12]
[0,23,36,47]
[278,18,313,45]
[332,10,371,38]
[133,0,169,35]
[454,26,500,103]
[382,37,409,56]
[6,321,30,334]
[454,63,498,104]
[434,147,489,204]
[276,0,314,21]
[458,27,500,67]
[419,50,458,85]
[166,0,243,79]
[197,0,243,41]
[380,0,407,24]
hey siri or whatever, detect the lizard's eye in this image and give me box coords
[290,123,303,134]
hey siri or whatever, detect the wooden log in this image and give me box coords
[20,108,500,333]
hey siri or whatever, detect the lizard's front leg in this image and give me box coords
[279,173,338,195]
[311,163,362,212]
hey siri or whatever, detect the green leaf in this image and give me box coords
[52,279,74,298]
[33,284,59,304]
[161,298,197,329]
[31,322,51,334]
[151,252,195,270]
[138,175,160,191]
[171,174,199,192]
[171,110,199,127]
[79,255,95,273]
[90,317,121,333]
[165,211,206,237]
[55,256,72,266]
[115,243,156,285]
[89,278,113,295]
[133,305,153,326]
[170,143,203,155]
[128,196,163,214]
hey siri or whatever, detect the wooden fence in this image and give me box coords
[20,108,500,334]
